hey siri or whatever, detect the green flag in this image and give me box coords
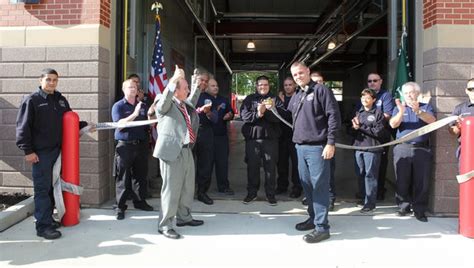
[392,31,412,102]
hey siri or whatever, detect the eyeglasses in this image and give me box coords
[367,79,380,83]
[467,87,474,92]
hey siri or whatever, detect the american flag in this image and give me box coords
[148,15,168,100]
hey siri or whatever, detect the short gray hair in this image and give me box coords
[401,82,421,95]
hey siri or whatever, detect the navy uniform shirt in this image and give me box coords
[196,92,215,127]
[280,94,295,138]
[16,87,86,155]
[111,98,149,141]
[351,106,388,152]
[392,102,435,143]
[288,81,341,145]
[208,94,232,136]
[375,89,395,116]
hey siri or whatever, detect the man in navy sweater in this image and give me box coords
[289,62,341,243]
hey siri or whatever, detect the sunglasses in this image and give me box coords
[467,87,474,92]
[367,79,380,83]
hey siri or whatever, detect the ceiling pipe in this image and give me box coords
[184,0,233,74]
[195,34,320,39]
[308,11,387,68]
[219,12,320,21]
[295,0,372,64]
[288,5,343,66]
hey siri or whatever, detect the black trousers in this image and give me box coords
[195,126,214,193]
[393,144,432,213]
[276,135,301,191]
[245,139,278,197]
[212,135,230,191]
[115,141,148,210]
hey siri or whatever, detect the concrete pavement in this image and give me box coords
[1,199,473,268]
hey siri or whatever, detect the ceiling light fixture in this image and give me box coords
[327,39,336,50]
[246,40,256,51]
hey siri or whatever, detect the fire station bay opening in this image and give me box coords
[119,0,419,202]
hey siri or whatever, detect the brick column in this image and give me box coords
[423,0,474,213]
[0,0,113,205]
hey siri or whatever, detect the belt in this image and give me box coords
[182,143,194,148]
[118,140,143,145]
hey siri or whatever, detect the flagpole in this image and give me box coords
[123,0,129,81]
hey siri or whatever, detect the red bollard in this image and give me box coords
[62,111,80,226]
[460,116,474,238]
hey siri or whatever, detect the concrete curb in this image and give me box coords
[0,196,34,232]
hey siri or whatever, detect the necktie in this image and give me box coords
[178,103,196,144]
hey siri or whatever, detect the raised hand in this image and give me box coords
[395,98,405,113]
[170,65,185,84]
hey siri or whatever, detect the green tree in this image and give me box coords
[232,72,279,96]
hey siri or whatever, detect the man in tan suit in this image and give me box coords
[153,66,204,239]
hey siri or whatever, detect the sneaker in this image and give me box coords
[243,194,257,204]
[360,206,375,213]
[267,196,277,206]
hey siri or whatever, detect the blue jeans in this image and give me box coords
[296,144,330,233]
[354,151,381,208]
[32,148,60,232]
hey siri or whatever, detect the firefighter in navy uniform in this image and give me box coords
[111,79,154,220]
[16,68,94,239]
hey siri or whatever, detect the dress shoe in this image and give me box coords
[51,220,61,229]
[116,210,125,220]
[267,196,277,206]
[243,194,257,204]
[303,230,330,243]
[295,218,315,231]
[396,208,412,216]
[134,201,154,211]
[275,188,287,195]
[219,188,235,195]
[360,205,375,213]
[176,219,204,227]
[158,229,181,239]
[197,193,214,205]
[37,228,62,240]
[414,212,428,222]
[289,189,302,198]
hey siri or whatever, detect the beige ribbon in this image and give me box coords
[456,170,474,184]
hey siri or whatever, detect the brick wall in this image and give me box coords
[424,0,474,28]
[0,0,110,27]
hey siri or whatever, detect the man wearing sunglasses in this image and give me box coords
[366,73,394,201]
[449,78,474,165]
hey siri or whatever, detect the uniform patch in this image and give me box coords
[58,99,66,107]
[367,115,376,122]
[306,93,314,101]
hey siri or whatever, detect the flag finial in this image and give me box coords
[151,2,163,15]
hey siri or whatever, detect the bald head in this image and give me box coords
[207,78,219,96]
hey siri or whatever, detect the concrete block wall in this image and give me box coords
[0,45,112,205]
[423,0,474,214]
